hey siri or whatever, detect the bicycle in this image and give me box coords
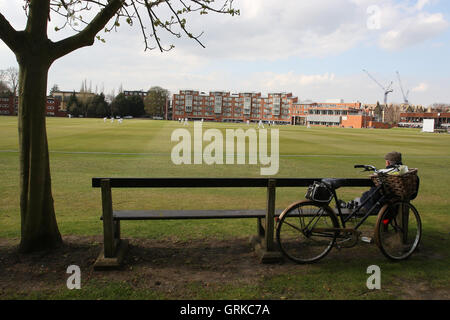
[276,164,422,263]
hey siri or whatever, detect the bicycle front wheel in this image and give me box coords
[276,200,339,264]
[375,201,422,261]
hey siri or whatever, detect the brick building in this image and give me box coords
[305,102,362,126]
[399,112,450,129]
[0,94,66,117]
[173,90,304,124]
[341,114,391,129]
[172,90,384,128]
[0,95,17,115]
[46,97,67,117]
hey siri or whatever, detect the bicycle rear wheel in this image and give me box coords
[375,201,422,261]
[276,200,339,264]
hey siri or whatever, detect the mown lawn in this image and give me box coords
[0,116,448,300]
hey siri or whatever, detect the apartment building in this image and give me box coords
[172,90,381,127]
[0,95,17,115]
[0,94,66,117]
[173,90,300,124]
[45,97,67,117]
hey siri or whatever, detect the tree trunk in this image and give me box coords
[0,0,126,253]
[17,59,62,252]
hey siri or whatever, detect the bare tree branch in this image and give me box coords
[2,67,19,96]
[129,0,155,51]
[0,11,23,53]
[45,0,238,60]
[50,0,125,60]
[165,0,205,48]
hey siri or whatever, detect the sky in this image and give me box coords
[1,0,449,106]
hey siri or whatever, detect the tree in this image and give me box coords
[384,105,396,125]
[67,93,82,116]
[1,67,18,95]
[144,86,170,117]
[2,67,19,96]
[0,70,11,93]
[49,84,59,95]
[111,93,129,116]
[128,95,145,117]
[111,93,144,117]
[87,93,109,117]
[373,101,383,122]
[0,82,10,93]
[0,1,238,252]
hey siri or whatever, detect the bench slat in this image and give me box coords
[106,208,361,220]
[112,209,284,220]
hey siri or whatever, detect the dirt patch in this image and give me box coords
[0,235,299,298]
[399,280,450,300]
[0,235,448,299]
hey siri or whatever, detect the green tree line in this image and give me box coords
[66,86,170,118]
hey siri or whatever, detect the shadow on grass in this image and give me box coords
[0,232,448,300]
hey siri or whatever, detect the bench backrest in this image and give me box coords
[92,177,373,188]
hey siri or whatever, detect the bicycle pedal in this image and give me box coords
[360,236,372,244]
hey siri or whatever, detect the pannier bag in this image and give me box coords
[305,182,333,203]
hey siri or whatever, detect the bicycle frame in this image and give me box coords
[329,184,386,230]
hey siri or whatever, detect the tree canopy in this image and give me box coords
[111,92,145,117]
[0,67,18,95]
[1,1,238,59]
[144,86,170,117]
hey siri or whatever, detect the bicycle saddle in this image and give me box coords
[321,178,348,190]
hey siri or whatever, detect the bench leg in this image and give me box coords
[94,179,128,270]
[101,179,117,258]
[264,181,275,251]
[254,179,283,263]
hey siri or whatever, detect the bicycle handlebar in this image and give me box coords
[354,164,378,172]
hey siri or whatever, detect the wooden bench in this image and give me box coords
[92,177,373,269]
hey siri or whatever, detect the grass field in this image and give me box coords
[0,115,449,300]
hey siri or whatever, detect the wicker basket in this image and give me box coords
[371,168,418,199]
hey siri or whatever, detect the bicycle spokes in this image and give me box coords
[376,201,422,261]
[276,202,338,263]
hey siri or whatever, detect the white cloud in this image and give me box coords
[234,71,341,99]
[2,1,447,62]
[176,0,449,59]
[1,1,449,106]
[379,12,448,50]
[176,0,368,60]
[412,82,429,92]
[415,0,431,11]
[262,72,336,88]
[374,0,449,50]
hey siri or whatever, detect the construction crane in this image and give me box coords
[363,69,394,105]
[396,71,410,105]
